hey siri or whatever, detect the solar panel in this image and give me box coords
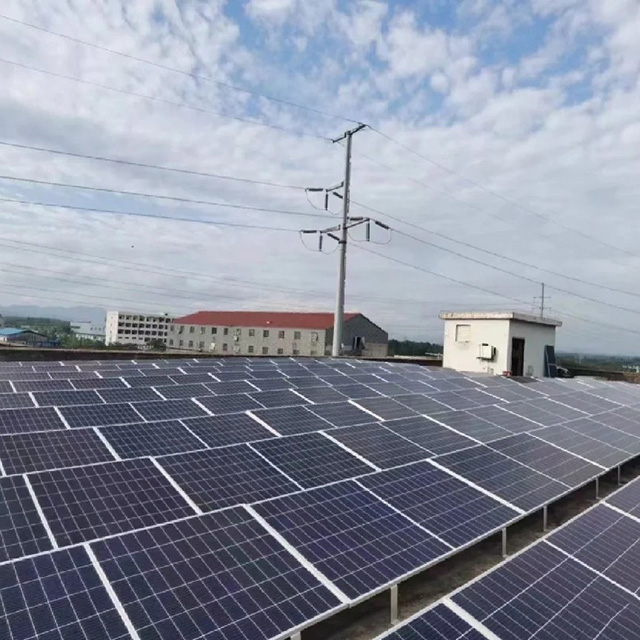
[383,416,476,456]
[308,401,374,427]
[152,383,213,399]
[563,417,640,453]
[253,481,451,600]
[194,393,264,415]
[377,603,485,640]
[97,387,160,403]
[0,406,65,434]
[606,477,640,517]
[123,374,176,387]
[358,461,519,547]
[28,458,194,546]
[495,400,566,426]
[99,420,206,458]
[550,391,620,415]
[0,393,36,410]
[295,386,347,404]
[157,444,301,511]
[131,398,208,421]
[12,379,74,393]
[422,379,462,393]
[327,423,429,469]
[244,377,293,391]
[0,428,115,475]
[91,506,343,640]
[451,542,640,640]
[528,397,587,421]
[0,381,12,393]
[352,397,418,421]
[58,402,143,428]
[0,545,132,640]
[534,425,631,467]
[434,445,568,511]
[474,385,528,403]
[182,413,274,447]
[467,405,540,434]
[332,383,381,399]
[204,379,259,395]
[396,379,439,394]
[32,389,104,407]
[487,434,604,488]
[429,391,487,411]
[169,372,215,384]
[248,389,311,408]
[432,410,512,443]
[251,432,375,487]
[0,475,53,562]
[287,376,327,388]
[393,393,452,416]
[71,377,128,390]
[249,405,331,435]
[365,381,409,397]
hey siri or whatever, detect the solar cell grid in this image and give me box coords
[433,410,512,443]
[158,444,300,510]
[394,393,452,416]
[12,379,74,393]
[487,433,604,488]
[0,428,116,475]
[502,399,574,425]
[0,380,12,393]
[0,372,50,382]
[467,405,539,434]
[429,391,485,412]
[365,382,409,397]
[331,383,381,399]
[28,458,195,546]
[0,393,35,410]
[422,379,463,393]
[434,444,568,511]
[59,402,143,428]
[70,377,128,390]
[152,382,213,399]
[0,475,53,562]
[308,401,374,427]
[551,391,620,415]
[254,481,451,600]
[251,432,375,487]
[182,412,274,447]
[48,370,98,379]
[204,379,259,395]
[92,506,343,640]
[563,417,640,453]
[169,372,215,384]
[287,376,328,388]
[32,389,104,407]
[97,386,160,403]
[295,386,347,404]
[131,398,209,421]
[327,423,428,469]
[249,389,311,408]
[0,406,65,434]
[352,396,419,421]
[246,376,294,391]
[358,462,519,547]
[123,374,176,387]
[250,405,331,435]
[607,477,640,518]
[195,392,264,415]
[100,420,206,458]
[383,416,476,456]
[0,545,132,640]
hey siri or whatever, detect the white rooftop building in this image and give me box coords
[439,311,562,378]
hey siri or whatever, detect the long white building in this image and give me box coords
[105,311,173,346]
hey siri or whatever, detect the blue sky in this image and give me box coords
[1,0,640,352]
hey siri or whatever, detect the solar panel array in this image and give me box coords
[377,474,640,640]
[2,356,640,639]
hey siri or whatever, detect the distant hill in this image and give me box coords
[0,305,105,324]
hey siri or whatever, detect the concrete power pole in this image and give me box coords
[331,123,367,357]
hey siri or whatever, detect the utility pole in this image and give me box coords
[331,123,366,356]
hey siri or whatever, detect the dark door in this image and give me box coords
[511,338,525,376]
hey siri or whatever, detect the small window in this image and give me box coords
[293,349,300,356]
[248,329,255,337]
[248,345,254,354]
[189,326,195,333]
[198,341,204,349]
[188,340,193,348]
[263,329,270,338]
[211,327,217,335]
[169,326,175,333]
[222,343,228,351]
[178,326,184,334]
[223,328,229,336]
[179,339,184,347]
[294,331,301,340]
[262,347,269,355]
[455,324,471,342]
[311,331,319,342]
[168,339,174,346]
[200,327,205,334]
[235,328,242,337]
[277,348,284,355]
[278,330,285,339]
[310,350,317,356]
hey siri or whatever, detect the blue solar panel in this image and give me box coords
[71,377,128,390]
[153,383,213,399]
[97,387,160,403]
[0,406,66,434]
[12,379,74,393]
[383,417,477,456]
[432,410,512,443]
[58,402,143,428]
[352,397,419,421]
[28,458,194,546]
[91,507,342,640]
[253,481,451,600]
[359,462,520,547]
[249,389,311,408]
[0,545,132,640]
[182,413,274,447]
[251,432,375,487]
[0,393,36,409]
[123,374,176,387]
[434,445,569,511]
[131,398,208,421]
[195,393,263,415]
[295,386,347,404]
[32,389,104,407]
[0,475,53,562]
[157,444,301,510]
[0,428,116,474]
[99,420,206,458]
[308,401,374,427]
[249,405,332,435]
[204,379,258,395]
[394,394,452,416]
[607,477,640,518]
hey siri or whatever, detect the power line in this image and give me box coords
[0,196,298,231]
[0,57,328,141]
[0,13,359,125]
[369,127,639,259]
[0,140,308,190]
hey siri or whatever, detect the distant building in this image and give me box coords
[105,311,173,346]
[0,328,50,347]
[70,321,106,342]
[167,311,388,357]
[439,311,562,378]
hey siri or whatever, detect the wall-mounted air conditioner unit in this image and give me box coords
[478,343,496,361]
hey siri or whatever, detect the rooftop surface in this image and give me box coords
[173,310,360,329]
[439,310,562,327]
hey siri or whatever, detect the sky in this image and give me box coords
[0,0,640,352]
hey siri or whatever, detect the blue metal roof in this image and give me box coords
[0,328,29,336]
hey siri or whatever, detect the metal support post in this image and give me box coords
[542,505,548,532]
[331,123,366,357]
[390,584,399,624]
[501,528,507,558]
[290,633,301,640]
[618,466,622,486]
[595,477,600,500]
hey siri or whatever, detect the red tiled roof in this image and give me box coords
[173,311,359,330]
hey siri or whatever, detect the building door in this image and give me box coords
[511,338,525,377]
